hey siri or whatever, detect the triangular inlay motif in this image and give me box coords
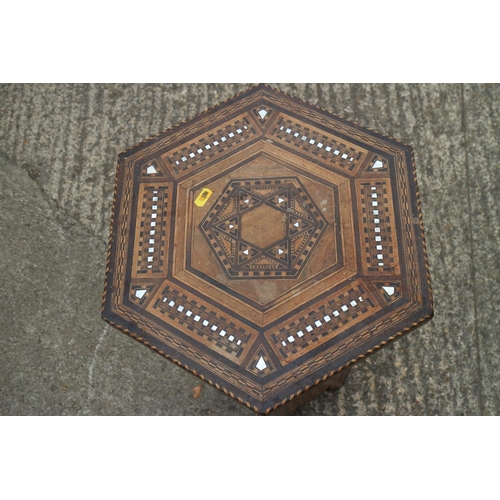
[130,283,161,305]
[365,156,389,173]
[252,105,274,128]
[266,240,290,265]
[238,191,261,212]
[375,282,402,303]
[238,242,259,264]
[268,190,289,209]
[246,344,276,377]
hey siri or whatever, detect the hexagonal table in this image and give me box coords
[102,84,433,415]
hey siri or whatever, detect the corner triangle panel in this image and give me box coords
[215,192,238,221]
[238,242,260,264]
[290,188,312,219]
[375,281,402,303]
[215,216,239,237]
[244,255,282,268]
[266,240,291,265]
[129,282,162,306]
[252,105,275,130]
[213,230,236,262]
[268,189,289,210]
[246,344,277,378]
[364,155,389,173]
[291,229,314,258]
[238,191,261,212]
[289,215,314,235]
[140,161,167,178]
[247,185,282,198]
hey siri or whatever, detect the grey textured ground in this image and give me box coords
[0,83,498,416]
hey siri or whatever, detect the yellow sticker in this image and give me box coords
[194,188,213,207]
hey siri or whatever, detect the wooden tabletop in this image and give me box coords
[102,84,433,414]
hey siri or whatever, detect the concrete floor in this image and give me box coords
[0,83,498,416]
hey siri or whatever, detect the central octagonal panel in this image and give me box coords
[199,176,327,280]
[240,203,286,249]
